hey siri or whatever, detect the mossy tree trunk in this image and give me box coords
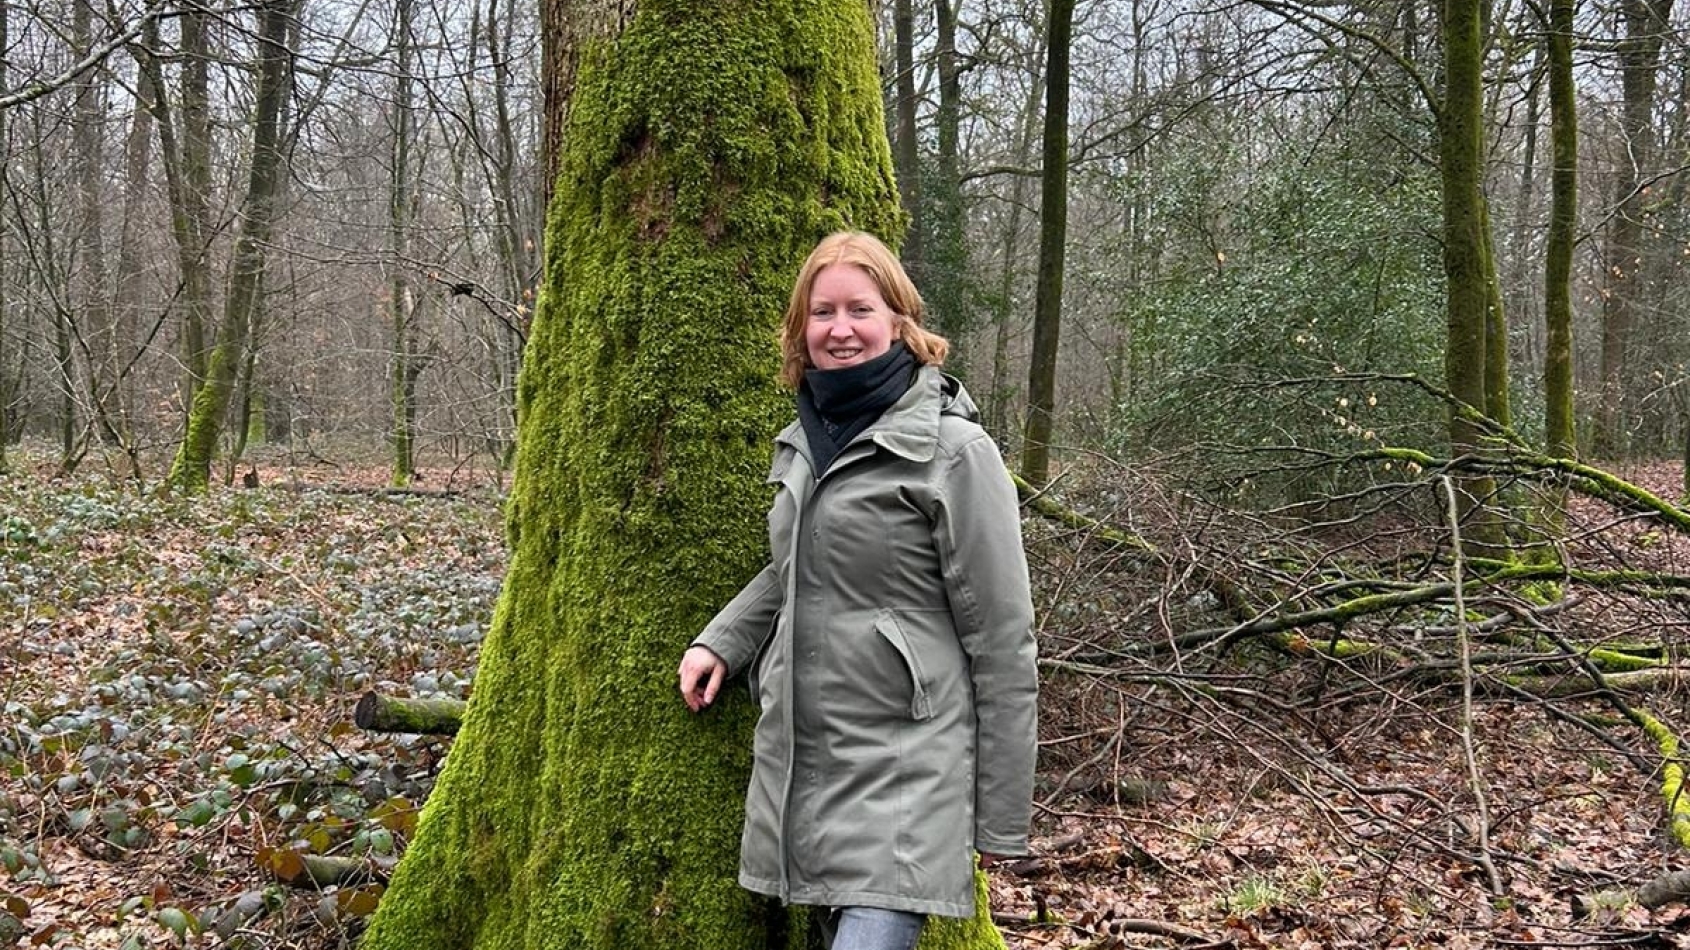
[1020,0,1075,488]
[1543,0,1577,466]
[165,0,292,493]
[362,2,1007,948]
[1438,0,1505,551]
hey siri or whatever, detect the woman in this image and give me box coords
[678,231,1037,950]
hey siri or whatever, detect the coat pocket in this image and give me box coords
[873,611,934,721]
[746,619,779,705]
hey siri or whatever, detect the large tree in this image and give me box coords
[362,0,1005,947]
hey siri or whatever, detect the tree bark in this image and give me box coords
[1505,46,1543,375]
[70,0,108,462]
[108,70,155,457]
[167,0,294,492]
[1020,0,1075,487]
[134,9,215,406]
[1438,0,1502,548]
[179,6,214,396]
[1543,0,1576,465]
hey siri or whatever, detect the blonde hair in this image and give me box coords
[778,231,949,388]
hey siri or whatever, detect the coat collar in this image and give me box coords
[777,365,953,469]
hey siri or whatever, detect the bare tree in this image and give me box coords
[1594,0,1675,457]
[390,0,419,485]
[167,0,296,491]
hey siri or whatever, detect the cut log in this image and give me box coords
[354,692,464,736]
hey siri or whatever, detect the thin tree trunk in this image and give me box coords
[1020,0,1076,487]
[135,9,215,407]
[228,341,259,480]
[57,308,73,457]
[1544,0,1576,464]
[107,74,155,465]
[926,0,969,361]
[1439,0,1503,548]
[1479,200,1510,428]
[893,0,923,281]
[0,0,9,473]
[391,0,417,487]
[1507,46,1544,374]
[491,0,533,443]
[1594,0,1674,457]
[987,26,1046,440]
[167,0,294,492]
[71,0,114,457]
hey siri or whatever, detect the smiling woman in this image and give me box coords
[679,232,1038,950]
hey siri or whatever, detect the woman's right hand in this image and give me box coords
[678,645,727,713]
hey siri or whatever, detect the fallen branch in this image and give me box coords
[1011,472,1258,620]
[264,852,394,889]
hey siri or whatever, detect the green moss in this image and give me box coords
[919,871,1006,949]
[1637,711,1690,849]
[359,0,1019,947]
[1585,648,1661,673]
[1270,632,1385,661]
[1518,580,1562,606]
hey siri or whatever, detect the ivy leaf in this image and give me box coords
[155,906,198,939]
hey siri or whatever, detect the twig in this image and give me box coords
[1440,475,1504,895]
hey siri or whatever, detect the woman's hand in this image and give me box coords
[678,645,727,712]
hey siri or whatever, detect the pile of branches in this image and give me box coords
[1015,395,1690,917]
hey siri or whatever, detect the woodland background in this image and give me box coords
[7,0,1690,948]
[1,0,1685,480]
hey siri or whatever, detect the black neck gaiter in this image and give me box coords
[796,342,918,475]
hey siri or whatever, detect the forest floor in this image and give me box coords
[3,444,1690,949]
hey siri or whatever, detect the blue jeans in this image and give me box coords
[819,907,926,950]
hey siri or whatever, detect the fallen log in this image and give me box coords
[354,692,464,736]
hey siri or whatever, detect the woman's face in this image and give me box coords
[805,264,899,372]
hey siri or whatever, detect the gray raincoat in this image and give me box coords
[694,366,1038,918]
